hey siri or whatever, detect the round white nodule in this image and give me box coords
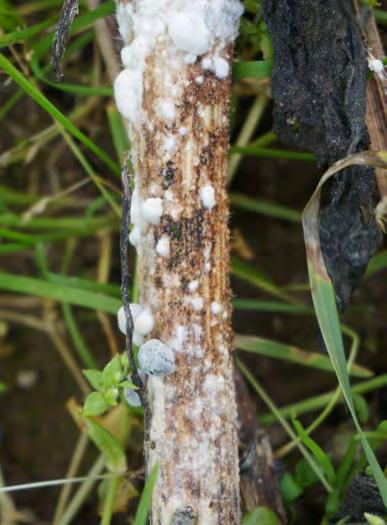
[138,339,176,377]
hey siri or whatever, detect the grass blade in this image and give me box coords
[0,53,119,176]
[234,335,372,377]
[0,272,121,313]
[302,151,387,505]
[133,464,159,525]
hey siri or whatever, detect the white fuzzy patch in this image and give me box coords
[368,58,386,80]
[201,57,213,70]
[117,304,142,334]
[142,197,163,225]
[188,280,199,293]
[164,135,177,153]
[195,75,204,84]
[129,225,142,247]
[200,184,216,210]
[114,68,143,122]
[156,235,170,257]
[213,56,229,79]
[179,127,188,136]
[158,99,176,121]
[185,296,204,311]
[211,302,223,315]
[167,11,210,56]
[134,307,154,336]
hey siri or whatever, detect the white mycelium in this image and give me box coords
[115,0,244,127]
[200,184,216,210]
[142,197,163,225]
[156,235,171,257]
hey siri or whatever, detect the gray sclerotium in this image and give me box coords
[138,339,176,377]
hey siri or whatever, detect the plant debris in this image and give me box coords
[330,471,386,524]
[52,0,79,80]
[263,0,383,310]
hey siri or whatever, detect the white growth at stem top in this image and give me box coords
[114,0,243,126]
[138,339,176,376]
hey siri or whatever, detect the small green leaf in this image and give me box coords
[120,379,137,390]
[280,472,303,503]
[102,354,123,388]
[83,369,103,391]
[84,417,127,472]
[364,513,386,525]
[83,391,109,416]
[133,464,159,525]
[293,420,336,484]
[104,387,119,406]
[0,382,6,393]
[242,507,282,525]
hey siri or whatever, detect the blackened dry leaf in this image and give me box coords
[51,0,80,81]
[263,0,383,310]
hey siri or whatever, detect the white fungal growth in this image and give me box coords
[129,225,142,247]
[200,184,216,210]
[368,58,386,80]
[117,303,143,335]
[184,53,197,64]
[167,11,210,56]
[188,280,199,293]
[134,307,154,336]
[138,339,176,376]
[201,57,213,70]
[195,75,204,84]
[158,99,176,121]
[116,3,133,42]
[213,56,229,79]
[185,296,204,311]
[211,302,223,315]
[115,0,244,129]
[142,197,163,225]
[179,127,188,136]
[114,68,143,122]
[124,387,142,407]
[163,135,177,153]
[156,235,171,257]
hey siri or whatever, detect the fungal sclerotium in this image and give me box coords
[124,387,142,408]
[138,339,176,377]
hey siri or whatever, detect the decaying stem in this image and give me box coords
[114,1,243,523]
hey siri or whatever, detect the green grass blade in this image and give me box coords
[232,60,272,81]
[0,272,121,313]
[232,298,312,314]
[62,304,98,369]
[231,256,297,303]
[133,464,159,525]
[0,53,119,176]
[366,250,387,278]
[229,146,315,162]
[0,18,55,46]
[302,152,387,505]
[234,335,372,377]
[231,193,301,222]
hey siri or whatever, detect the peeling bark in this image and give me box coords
[114,2,243,523]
